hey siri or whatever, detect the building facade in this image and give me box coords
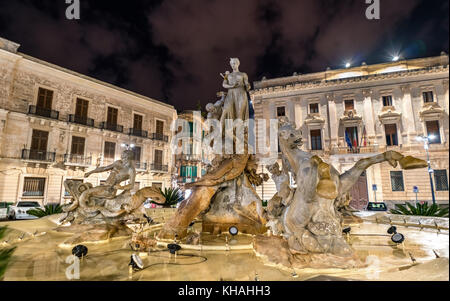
[174,111,209,186]
[251,54,449,208]
[0,37,177,205]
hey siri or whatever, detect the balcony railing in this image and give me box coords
[128,128,148,138]
[68,115,95,127]
[28,105,59,120]
[22,149,56,162]
[135,161,148,170]
[334,146,377,155]
[151,163,168,172]
[100,122,124,133]
[152,133,169,142]
[64,154,92,166]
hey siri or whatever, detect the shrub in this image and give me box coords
[27,203,63,218]
[0,226,15,280]
[390,202,449,217]
[150,187,184,208]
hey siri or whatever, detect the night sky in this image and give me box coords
[0,0,448,111]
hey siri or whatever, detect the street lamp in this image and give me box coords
[415,135,436,205]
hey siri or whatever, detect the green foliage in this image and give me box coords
[151,187,185,208]
[0,226,15,280]
[27,203,63,218]
[390,202,449,217]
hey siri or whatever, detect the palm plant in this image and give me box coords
[390,202,449,217]
[0,226,15,280]
[27,203,63,218]
[150,187,184,208]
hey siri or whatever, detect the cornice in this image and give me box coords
[250,65,449,97]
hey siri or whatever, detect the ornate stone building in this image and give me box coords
[174,110,210,185]
[0,37,177,205]
[251,53,449,208]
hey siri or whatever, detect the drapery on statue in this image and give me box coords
[256,121,428,269]
[219,58,251,132]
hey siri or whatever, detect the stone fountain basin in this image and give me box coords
[0,214,448,281]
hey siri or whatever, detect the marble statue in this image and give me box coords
[219,58,251,131]
[254,121,428,268]
[59,150,165,244]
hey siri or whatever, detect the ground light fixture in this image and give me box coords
[387,226,405,244]
[342,227,351,234]
[229,226,239,236]
[345,62,351,68]
[167,243,182,254]
[392,55,400,61]
[72,245,88,258]
[129,254,144,271]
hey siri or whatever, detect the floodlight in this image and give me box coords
[392,56,399,62]
[72,245,88,258]
[391,233,405,244]
[342,227,351,234]
[167,243,181,254]
[129,254,144,271]
[345,62,351,68]
[387,226,397,234]
[229,226,239,236]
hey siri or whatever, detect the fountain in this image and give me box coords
[0,58,447,281]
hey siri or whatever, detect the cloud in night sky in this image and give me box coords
[0,0,448,111]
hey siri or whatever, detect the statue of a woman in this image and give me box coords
[220,58,251,130]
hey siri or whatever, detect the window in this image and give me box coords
[104,142,116,159]
[423,91,434,103]
[382,95,393,107]
[309,103,319,114]
[30,130,49,160]
[23,177,46,197]
[31,130,48,152]
[132,146,141,163]
[385,124,398,146]
[71,136,85,155]
[154,149,163,165]
[276,106,286,117]
[426,120,441,144]
[156,120,164,135]
[75,98,89,118]
[434,170,449,191]
[390,171,404,191]
[107,107,118,125]
[345,127,359,148]
[37,88,53,110]
[310,129,322,150]
[133,114,143,130]
[344,99,354,111]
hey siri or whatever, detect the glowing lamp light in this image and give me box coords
[392,56,400,62]
[428,134,436,141]
[345,62,351,68]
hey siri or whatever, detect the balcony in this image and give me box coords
[333,146,378,155]
[21,149,56,162]
[64,154,92,167]
[151,163,168,172]
[28,105,59,120]
[100,122,124,133]
[128,128,148,138]
[135,161,148,171]
[152,133,169,142]
[68,115,95,127]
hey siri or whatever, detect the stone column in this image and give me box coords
[287,100,295,125]
[294,98,302,130]
[400,84,417,144]
[326,93,338,150]
[362,89,376,145]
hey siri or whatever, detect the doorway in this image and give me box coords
[349,171,369,210]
